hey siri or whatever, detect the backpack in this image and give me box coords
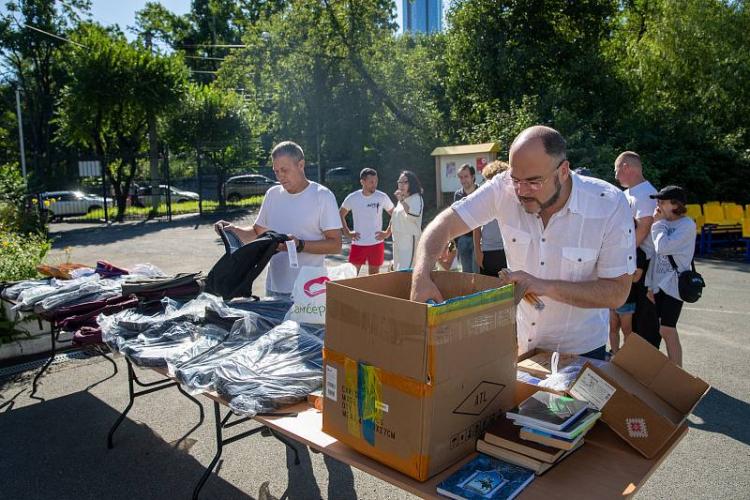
[667,255,705,303]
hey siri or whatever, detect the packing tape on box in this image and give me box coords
[426,286,514,327]
[324,348,432,400]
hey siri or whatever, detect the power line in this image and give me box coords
[180,44,247,48]
[182,55,226,61]
[23,23,87,49]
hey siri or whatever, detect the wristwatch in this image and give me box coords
[296,239,305,253]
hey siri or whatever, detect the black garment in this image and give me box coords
[632,258,661,348]
[654,291,684,328]
[479,250,507,277]
[204,230,289,300]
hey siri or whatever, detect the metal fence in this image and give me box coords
[33,152,326,224]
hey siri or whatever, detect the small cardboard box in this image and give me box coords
[322,271,518,481]
[569,334,709,458]
[517,348,583,379]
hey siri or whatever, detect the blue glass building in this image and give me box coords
[402,0,442,34]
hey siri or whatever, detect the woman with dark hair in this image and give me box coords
[646,185,695,367]
[383,170,424,270]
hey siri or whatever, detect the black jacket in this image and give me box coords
[204,230,289,299]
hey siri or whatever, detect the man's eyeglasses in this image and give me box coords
[510,159,566,191]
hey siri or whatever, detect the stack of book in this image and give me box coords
[477,391,600,475]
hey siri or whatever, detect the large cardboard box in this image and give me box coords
[569,334,709,458]
[322,271,517,481]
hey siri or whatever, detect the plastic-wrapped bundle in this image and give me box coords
[213,321,324,416]
[1,279,51,301]
[204,297,290,330]
[171,312,280,394]
[34,279,121,314]
[12,274,102,313]
[99,293,225,352]
[121,323,228,368]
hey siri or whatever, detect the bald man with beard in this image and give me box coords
[410,126,636,359]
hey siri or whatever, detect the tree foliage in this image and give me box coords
[55,24,187,220]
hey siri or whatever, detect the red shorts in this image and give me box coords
[348,242,385,267]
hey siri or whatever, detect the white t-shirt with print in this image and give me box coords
[255,181,342,294]
[625,181,658,259]
[341,190,394,247]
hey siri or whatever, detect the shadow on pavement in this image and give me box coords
[689,387,750,447]
[48,211,252,249]
[0,391,253,500]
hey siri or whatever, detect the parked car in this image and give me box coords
[134,185,200,205]
[39,191,114,219]
[222,174,278,202]
[324,167,353,185]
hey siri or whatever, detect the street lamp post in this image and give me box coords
[15,88,27,183]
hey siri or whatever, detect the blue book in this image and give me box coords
[436,454,535,500]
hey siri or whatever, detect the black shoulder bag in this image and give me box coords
[667,255,705,303]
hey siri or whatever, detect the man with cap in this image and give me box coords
[646,185,696,366]
[410,126,635,359]
[613,151,661,351]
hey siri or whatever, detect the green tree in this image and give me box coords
[0,0,91,187]
[165,82,260,204]
[55,24,188,220]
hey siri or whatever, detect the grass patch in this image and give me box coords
[72,196,265,221]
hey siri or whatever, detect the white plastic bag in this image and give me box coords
[285,264,356,324]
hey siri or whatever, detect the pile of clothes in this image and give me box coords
[100,293,324,416]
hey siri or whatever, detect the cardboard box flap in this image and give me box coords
[431,272,504,300]
[326,279,428,382]
[333,272,414,299]
[594,362,684,425]
[613,335,709,415]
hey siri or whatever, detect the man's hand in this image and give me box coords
[278,234,298,252]
[214,219,231,236]
[375,230,389,241]
[347,230,361,241]
[410,274,445,303]
[498,269,550,297]
[214,220,254,244]
[647,289,656,303]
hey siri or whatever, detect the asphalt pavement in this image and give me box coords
[0,214,747,499]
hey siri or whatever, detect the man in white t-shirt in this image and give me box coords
[613,151,661,350]
[339,168,395,275]
[411,126,634,359]
[214,141,342,297]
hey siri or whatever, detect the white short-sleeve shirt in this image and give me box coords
[452,172,635,354]
[255,181,342,294]
[625,181,658,259]
[341,190,394,246]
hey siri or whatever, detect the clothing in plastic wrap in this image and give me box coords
[11,274,103,313]
[99,293,224,351]
[1,279,51,301]
[120,322,228,368]
[171,312,281,394]
[213,320,325,416]
[34,279,121,315]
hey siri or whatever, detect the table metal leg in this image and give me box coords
[30,321,57,400]
[108,359,178,449]
[193,401,225,500]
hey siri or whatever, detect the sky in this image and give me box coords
[86,0,414,36]
[89,0,191,36]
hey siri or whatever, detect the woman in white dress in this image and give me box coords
[384,170,424,270]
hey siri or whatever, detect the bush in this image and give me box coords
[0,162,46,234]
[0,231,51,282]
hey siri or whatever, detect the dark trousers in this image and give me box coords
[632,259,661,348]
[581,345,608,361]
[479,249,508,277]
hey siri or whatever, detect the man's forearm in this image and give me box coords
[300,236,342,255]
[413,209,470,278]
[635,216,653,247]
[543,276,631,309]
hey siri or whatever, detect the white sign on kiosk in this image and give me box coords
[431,142,501,208]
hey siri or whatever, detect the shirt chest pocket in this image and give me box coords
[561,247,598,281]
[502,226,531,269]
